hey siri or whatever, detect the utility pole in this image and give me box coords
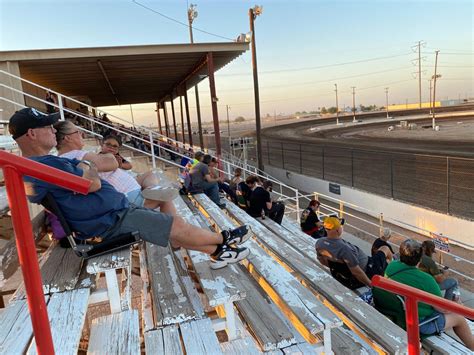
[187,4,204,149]
[385,87,390,119]
[429,79,433,115]
[249,5,263,171]
[351,86,356,122]
[412,41,426,109]
[334,83,339,125]
[432,50,440,130]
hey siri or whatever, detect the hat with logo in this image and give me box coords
[323,216,342,230]
[9,108,59,140]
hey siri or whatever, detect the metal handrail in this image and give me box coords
[0,151,90,354]
[372,275,474,355]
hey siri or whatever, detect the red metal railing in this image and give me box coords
[0,151,90,355]
[372,275,474,355]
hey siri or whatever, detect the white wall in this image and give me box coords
[265,165,474,249]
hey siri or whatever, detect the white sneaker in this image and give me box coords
[210,245,250,269]
[141,186,178,202]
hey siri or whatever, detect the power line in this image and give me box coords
[218,66,413,93]
[219,52,413,76]
[131,0,234,41]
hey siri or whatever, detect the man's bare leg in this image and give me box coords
[136,171,160,189]
[143,200,177,216]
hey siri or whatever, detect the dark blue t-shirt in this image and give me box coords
[24,155,129,239]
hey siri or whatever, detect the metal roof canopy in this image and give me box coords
[0,42,248,107]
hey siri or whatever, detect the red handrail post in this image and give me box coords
[3,166,55,355]
[405,297,420,355]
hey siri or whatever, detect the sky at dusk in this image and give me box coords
[1,0,473,126]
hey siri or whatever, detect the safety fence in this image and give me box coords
[262,139,474,220]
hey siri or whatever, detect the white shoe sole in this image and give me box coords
[210,248,250,270]
[142,187,179,202]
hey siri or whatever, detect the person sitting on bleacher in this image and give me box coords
[9,107,250,270]
[189,154,225,208]
[374,239,473,350]
[236,179,251,210]
[371,227,395,258]
[245,176,285,225]
[316,216,391,289]
[419,240,460,302]
[54,121,178,213]
[300,199,326,239]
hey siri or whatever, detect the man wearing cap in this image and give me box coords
[316,216,391,288]
[8,107,251,270]
[419,240,459,301]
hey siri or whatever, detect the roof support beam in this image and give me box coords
[97,60,120,106]
[155,102,162,135]
[170,97,178,141]
[179,96,186,145]
[207,52,221,158]
[184,86,193,146]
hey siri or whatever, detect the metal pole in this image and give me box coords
[429,79,433,115]
[207,52,222,158]
[58,93,65,121]
[179,96,186,145]
[195,87,204,150]
[351,86,356,122]
[184,89,193,146]
[3,167,55,355]
[432,50,440,130]
[129,104,135,126]
[170,98,178,141]
[405,297,421,355]
[334,83,339,125]
[249,7,263,171]
[156,102,162,135]
[385,87,390,119]
[149,131,156,169]
[226,104,231,151]
[163,101,170,138]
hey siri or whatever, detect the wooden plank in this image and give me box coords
[234,264,296,351]
[174,197,246,307]
[282,342,318,354]
[423,332,473,355]
[139,246,154,332]
[144,325,184,354]
[0,296,49,354]
[27,289,90,355]
[180,318,223,355]
[220,337,261,355]
[226,202,408,354]
[145,242,197,326]
[87,309,140,355]
[86,247,131,274]
[331,327,378,355]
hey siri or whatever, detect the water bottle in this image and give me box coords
[452,287,461,302]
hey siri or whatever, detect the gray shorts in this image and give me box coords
[104,206,173,247]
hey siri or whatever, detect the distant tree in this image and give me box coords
[235,116,245,122]
[327,106,337,114]
[321,107,328,114]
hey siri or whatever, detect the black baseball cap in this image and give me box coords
[9,108,59,140]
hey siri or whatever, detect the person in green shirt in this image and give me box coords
[375,239,473,350]
[419,240,459,301]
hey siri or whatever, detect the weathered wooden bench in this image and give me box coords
[191,194,347,354]
[278,215,474,354]
[225,202,408,354]
[178,195,298,351]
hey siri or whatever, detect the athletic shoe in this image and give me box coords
[142,186,179,202]
[221,225,250,246]
[210,245,250,269]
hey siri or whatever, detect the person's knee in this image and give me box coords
[378,246,391,258]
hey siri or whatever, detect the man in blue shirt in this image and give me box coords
[9,108,250,270]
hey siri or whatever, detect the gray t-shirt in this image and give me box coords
[316,237,368,269]
[190,162,210,189]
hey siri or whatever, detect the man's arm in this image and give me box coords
[204,173,220,183]
[77,161,101,192]
[83,152,118,172]
[349,265,373,287]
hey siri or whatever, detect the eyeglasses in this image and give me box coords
[64,130,81,136]
[104,142,120,149]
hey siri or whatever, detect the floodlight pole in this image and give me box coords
[432,50,440,130]
[429,79,433,115]
[334,83,339,125]
[351,86,356,122]
[385,87,390,119]
[188,3,204,149]
[249,6,263,171]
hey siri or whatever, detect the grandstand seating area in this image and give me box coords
[1,132,473,354]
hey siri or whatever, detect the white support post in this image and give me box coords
[323,328,332,355]
[224,301,238,341]
[149,131,156,169]
[57,93,65,121]
[295,190,301,223]
[105,269,122,314]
